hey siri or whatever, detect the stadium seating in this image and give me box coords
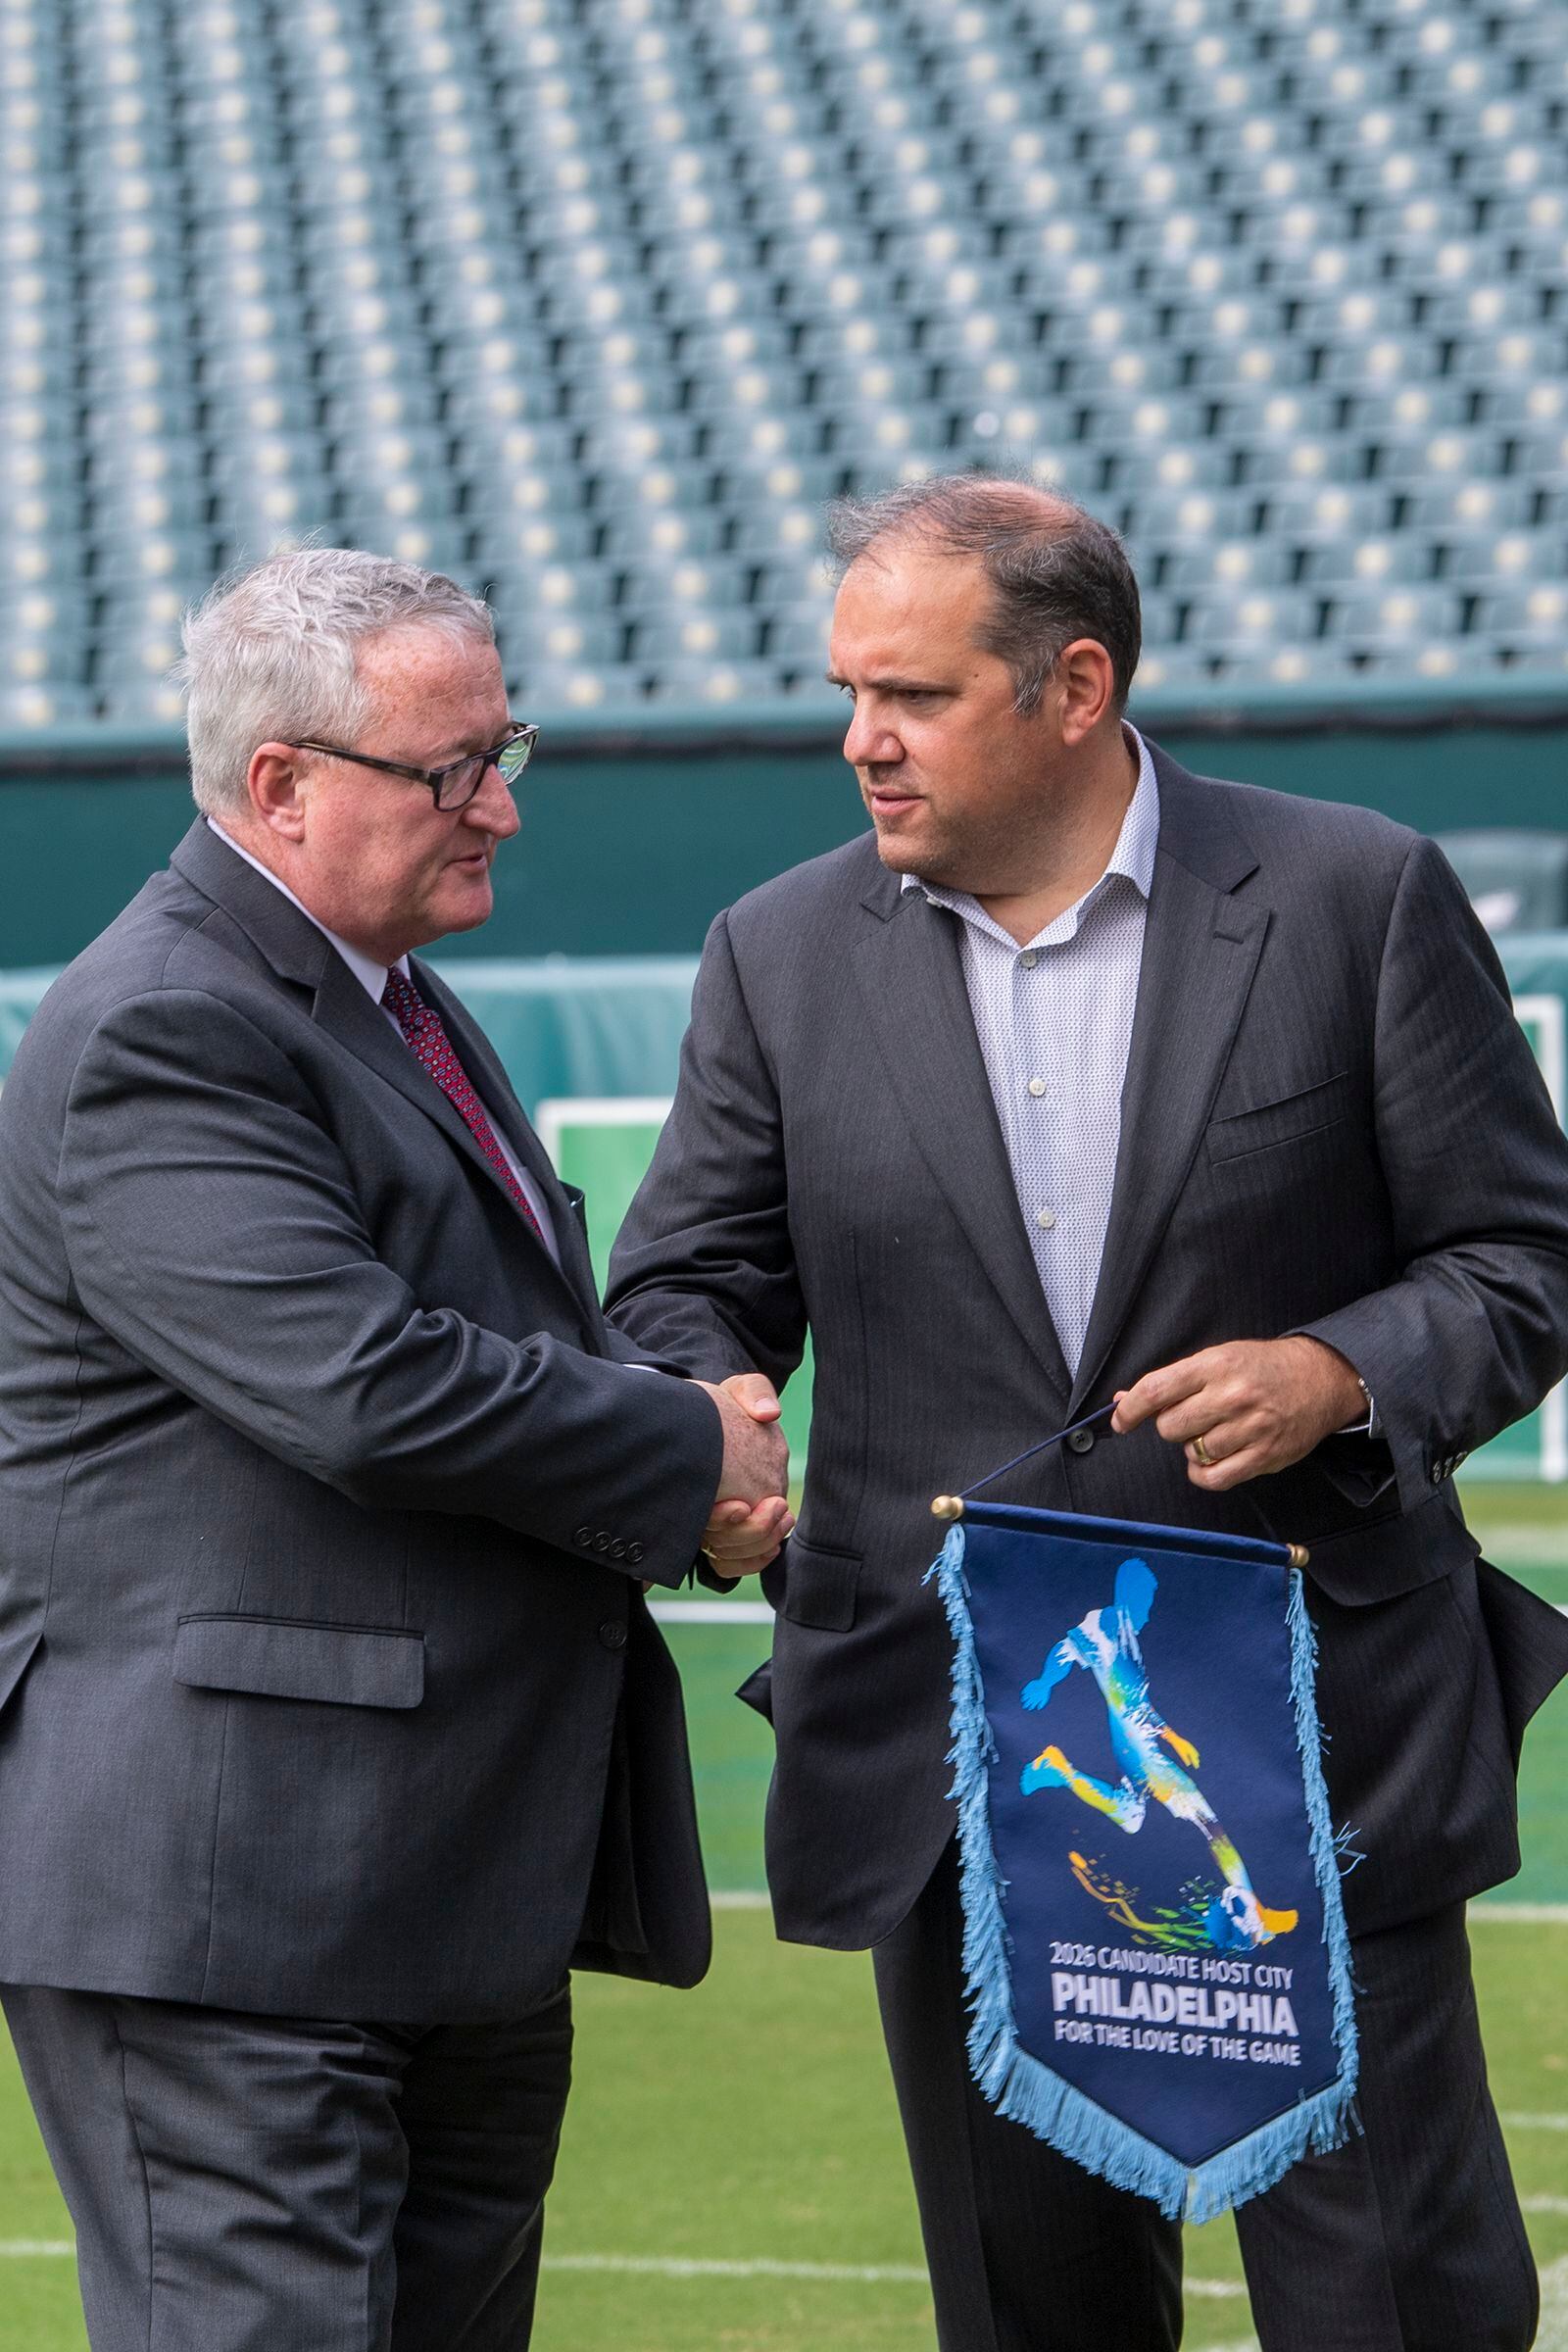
[1,0,1566,720]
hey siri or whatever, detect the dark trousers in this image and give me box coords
[871,1843,1537,2352]
[2,1980,573,2352]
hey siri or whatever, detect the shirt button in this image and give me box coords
[1019,951,1040,969]
[598,1620,628,1652]
[1027,1077,1047,1098]
[1036,1207,1056,1230]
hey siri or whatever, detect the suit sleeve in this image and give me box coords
[57,988,723,1587]
[1296,833,1568,1515]
[606,909,808,1393]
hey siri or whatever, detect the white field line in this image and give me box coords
[543,2257,1248,2296]
[1540,2258,1568,2352]
[654,1592,1568,1625]
[1501,2112,1568,2132]
[542,2255,927,2283]
[1525,2197,1568,2216]
[1467,1529,1568,1567]
[0,2239,1246,2299]
[710,1894,1568,1920]
[13,2239,1566,2325]
[711,1894,1568,1922]
[649,1600,773,1625]
[710,1890,1568,1909]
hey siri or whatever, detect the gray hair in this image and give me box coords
[174,547,496,816]
[826,473,1142,715]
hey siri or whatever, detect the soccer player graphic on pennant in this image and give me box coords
[1019,1556,1298,1955]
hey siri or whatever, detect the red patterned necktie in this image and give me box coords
[381,967,546,1244]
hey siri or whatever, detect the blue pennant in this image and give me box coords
[928,1501,1358,2224]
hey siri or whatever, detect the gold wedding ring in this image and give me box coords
[1192,1435,1215,1467]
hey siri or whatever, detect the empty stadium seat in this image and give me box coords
[1,0,1563,716]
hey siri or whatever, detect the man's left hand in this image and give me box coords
[699,1374,795,1570]
[1111,1337,1366,1490]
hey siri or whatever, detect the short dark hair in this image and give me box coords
[825,473,1142,714]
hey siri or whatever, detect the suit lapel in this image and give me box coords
[306,949,481,1169]
[310,960,602,1327]
[412,959,606,1326]
[1069,755,1269,1411]
[852,878,1074,1400]
[168,824,595,1324]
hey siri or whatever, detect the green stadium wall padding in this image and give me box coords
[4,938,1565,1483]
[2,686,1566,969]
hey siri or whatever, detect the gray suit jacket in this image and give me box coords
[0,820,722,2020]
[609,750,1568,1946]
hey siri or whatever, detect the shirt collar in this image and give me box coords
[901,725,1160,951]
[207,819,410,1004]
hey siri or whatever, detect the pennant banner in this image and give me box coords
[930,1500,1357,2222]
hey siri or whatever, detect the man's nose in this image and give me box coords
[843,703,901,768]
[466,761,521,838]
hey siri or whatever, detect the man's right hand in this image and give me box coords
[693,1373,793,1574]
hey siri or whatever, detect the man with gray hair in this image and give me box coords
[609,474,1568,2350]
[0,546,789,2350]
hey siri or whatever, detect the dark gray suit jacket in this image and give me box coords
[0,820,722,2020]
[609,750,1568,1947]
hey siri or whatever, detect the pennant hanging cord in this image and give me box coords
[932,1405,1312,1569]
[931,1402,1120,1521]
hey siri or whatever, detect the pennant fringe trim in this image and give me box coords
[929,1522,1360,2224]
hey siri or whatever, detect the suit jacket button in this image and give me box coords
[1067,1427,1095,1454]
[610,1539,627,1560]
[593,1531,611,1551]
[599,1620,628,1651]
[626,1543,644,1565]
[574,1526,593,1546]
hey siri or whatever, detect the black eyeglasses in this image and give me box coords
[285,722,539,811]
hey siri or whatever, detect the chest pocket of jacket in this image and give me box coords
[1206,1071,1349,1165]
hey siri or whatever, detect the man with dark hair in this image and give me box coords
[825,473,1144,713]
[610,476,1568,2351]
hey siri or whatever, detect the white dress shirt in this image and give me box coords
[903,730,1159,1375]
[207,820,559,1261]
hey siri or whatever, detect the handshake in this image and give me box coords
[692,1372,794,1576]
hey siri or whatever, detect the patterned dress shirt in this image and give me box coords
[904,729,1159,1375]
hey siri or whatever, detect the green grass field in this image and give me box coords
[2,1482,1565,2350]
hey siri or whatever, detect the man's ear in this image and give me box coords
[247,744,310,843]
[1053,639,1118,748]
